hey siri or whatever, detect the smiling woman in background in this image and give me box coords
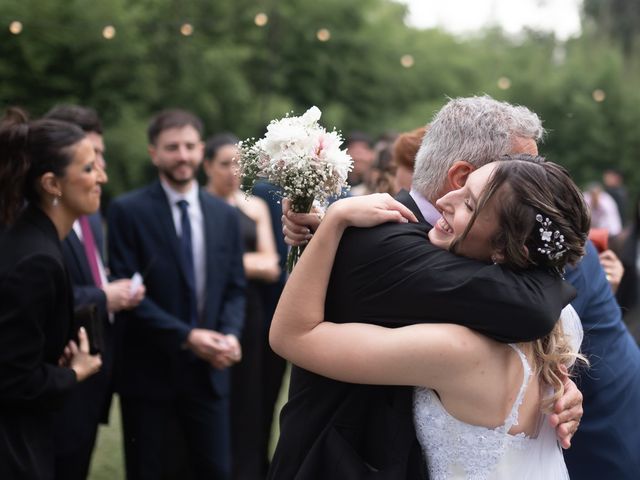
[0,108,103,479]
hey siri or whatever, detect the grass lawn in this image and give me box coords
[88,366,290,479]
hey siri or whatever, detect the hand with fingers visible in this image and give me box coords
[598,249,624,293]
[221,334,242,364]
[549,367,584,449]
[58,344,73,368]
[68,327,102,382]
[186,329,240,369]
[103,279,146,312]
[326,193,418,230]
[281,198,324,247]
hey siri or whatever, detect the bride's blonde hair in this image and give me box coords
[531,319,588,412]
[452,155,590,408]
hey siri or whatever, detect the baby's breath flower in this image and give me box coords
[236,106,353,271]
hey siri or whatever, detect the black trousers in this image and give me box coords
[120,382,230,480]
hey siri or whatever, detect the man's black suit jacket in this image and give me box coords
[107,181,246,399]
[54,212,113,459]
[268,190,575,480]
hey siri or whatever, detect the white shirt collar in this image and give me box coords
[160,179,199,207]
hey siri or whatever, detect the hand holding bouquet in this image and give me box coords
[237,106,353,272]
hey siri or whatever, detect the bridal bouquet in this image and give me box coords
[237,106,353,272]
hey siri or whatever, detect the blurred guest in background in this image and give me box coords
[392,126,427,194]
[602,168,628,225]
[204,133,280,480]
[584,182,622,236]
[45,104,144,480]
[346,132,376,195]
[617,195,640,343]
[369,141,396,195]
[250,180,289,474]
[107,110,245,479]
[0,108,103,479]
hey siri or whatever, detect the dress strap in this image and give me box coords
[502,344,532,432]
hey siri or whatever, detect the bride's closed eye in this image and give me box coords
[464,199,474,212]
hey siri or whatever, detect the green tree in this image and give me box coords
[584,0,640,56]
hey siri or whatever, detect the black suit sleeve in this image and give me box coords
[107,199,192,352]
[326,223,575,343]
[0,254,77,406]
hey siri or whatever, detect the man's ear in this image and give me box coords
[446,161,475,190]
[148,144,158,166]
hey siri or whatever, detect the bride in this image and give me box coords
[269,156,588,479]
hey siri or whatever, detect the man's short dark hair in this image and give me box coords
[44,104,103,134]
[147,109,204,145]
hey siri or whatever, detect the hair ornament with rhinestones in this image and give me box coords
[536,214,567,260]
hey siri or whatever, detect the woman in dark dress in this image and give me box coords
[204,134,281,479]
[0,109,104,479]
[617,196,640,343]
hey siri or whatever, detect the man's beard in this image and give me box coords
[159,164,196,186]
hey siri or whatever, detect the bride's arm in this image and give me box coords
[269,194,493,389]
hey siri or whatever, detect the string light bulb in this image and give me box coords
[102,25,116,39]
[180,23,193,36]
[254,13,268,27]
[400,54,414,68]
[316,28,331,42]
[592,89,606,102]
[497,76,511,90]
[9,21,23,35]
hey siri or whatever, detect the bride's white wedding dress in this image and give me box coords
[414,306,582,480]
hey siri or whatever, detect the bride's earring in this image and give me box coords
[491,254,498,264]
[52,194,61,207]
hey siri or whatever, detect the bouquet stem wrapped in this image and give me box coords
[237,106,353,272]
[286,196,314,273]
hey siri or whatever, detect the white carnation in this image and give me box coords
[237,105,353,206]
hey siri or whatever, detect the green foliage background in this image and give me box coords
[1,0,639,203]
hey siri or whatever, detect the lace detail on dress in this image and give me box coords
[413,344,532,480]
[502,345,532,432]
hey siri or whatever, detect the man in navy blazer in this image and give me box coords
[563,241,640,479]
[108,109,245,479]
[46,105,145,480]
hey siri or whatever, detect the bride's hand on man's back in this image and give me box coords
[327,194,418,229]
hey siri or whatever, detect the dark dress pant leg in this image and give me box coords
[120,396,183,480]
[177,384,231,480]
